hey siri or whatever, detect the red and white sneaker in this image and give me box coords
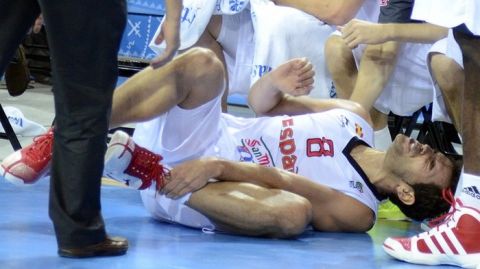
[420,189,454,232]
[0,128,54,185]
[383,190,480,268]
[104,130,170,191]
[421,212,449,232]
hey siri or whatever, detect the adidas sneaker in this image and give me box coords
[0,128,53,185]
[104,130,169,191]
[383,196,480,268]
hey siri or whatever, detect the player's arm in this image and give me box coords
[378,22,447,43]
[163,157,375,232]
[248,59,372,125]
[150,0,183,68]
[340,19,448,49]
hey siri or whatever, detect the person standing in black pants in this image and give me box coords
[0,0,128,257]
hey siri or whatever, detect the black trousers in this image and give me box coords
[0,0,126,248]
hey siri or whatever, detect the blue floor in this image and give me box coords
[0,179,455,269]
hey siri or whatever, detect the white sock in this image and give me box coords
[457,173,480,208]
[374,126,392,151]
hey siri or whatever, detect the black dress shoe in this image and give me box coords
[58,236,128,258]
[5,45,30,97]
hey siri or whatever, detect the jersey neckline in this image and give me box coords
[342,137,388,202]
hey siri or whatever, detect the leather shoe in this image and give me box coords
[5,45,30,96]
[58,236,128,258]
[5,45,30,97]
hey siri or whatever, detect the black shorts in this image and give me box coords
[454,23,479,37]
[378,0,422,23]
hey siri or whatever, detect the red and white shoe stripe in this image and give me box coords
[383,199,480,268]
[419,225,467,255]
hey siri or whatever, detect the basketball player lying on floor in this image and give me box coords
[1,48,461,238]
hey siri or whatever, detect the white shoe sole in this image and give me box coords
[383,243,480,268]
[0,164,27,186]
[0,161,49,186]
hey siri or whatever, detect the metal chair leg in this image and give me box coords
[0,103,22,151]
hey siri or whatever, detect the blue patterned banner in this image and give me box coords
[127,0,165,16]
[118,0,165,59]
[119,14,163,59]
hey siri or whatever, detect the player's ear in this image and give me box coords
[395,182,415,205]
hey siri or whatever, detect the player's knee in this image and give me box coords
[430,53,463,94]
[182,48,224,85]
[178,47,221,73]
[363,44,398,65]
[270,195,312,238]
[325,36,353,73]
[325,36,350,57]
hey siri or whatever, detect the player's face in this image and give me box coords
[384,134,453,188]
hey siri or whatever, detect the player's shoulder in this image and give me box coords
[324,99,373,127]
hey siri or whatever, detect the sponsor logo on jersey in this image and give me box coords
[237,145,254,162]
[338,114,350,127]
[180,7,197,25]
[279,118,298,173]
[349,180,364,193]
[236,138,274,167]
[329,81,337,98]
[252,64,273,78]
[228,0,246,12]
[355,123,364,138]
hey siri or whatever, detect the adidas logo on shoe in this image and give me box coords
[463,186,480,200]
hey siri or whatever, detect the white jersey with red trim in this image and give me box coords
[215,108,384,216]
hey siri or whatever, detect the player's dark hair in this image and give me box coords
[388,155,462,221]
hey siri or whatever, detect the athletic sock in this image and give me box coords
[374,126,392,151]
[457,173,480,208]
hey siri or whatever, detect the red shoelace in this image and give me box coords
[124,143,170,191]
[24,129,54,162]
[426,188,461,233]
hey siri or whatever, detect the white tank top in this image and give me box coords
[215,109,385,216]
[217,8,255,96]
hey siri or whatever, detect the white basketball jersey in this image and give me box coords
[217,8,255,96]
[412,0,480,35]
[215,109,385,216]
